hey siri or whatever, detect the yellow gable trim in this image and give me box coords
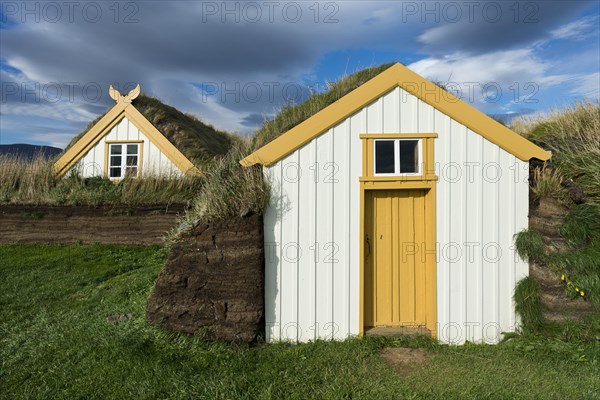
[53,103,200,177]
[124,106,200,175]
[240,63,550,167]
[53,102,128,177]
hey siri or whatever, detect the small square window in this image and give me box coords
[373,138,421,176]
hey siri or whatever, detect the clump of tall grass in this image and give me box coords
[530,166,570,205]
[0,153,55,203]
[558,203,600,248]
[0,154,203,206]
[511,100,600,202]
[514,276,544,333]
[515,229,546,263]
[194,138,269,219]
[170,138,270,240]
[252,63,395,149]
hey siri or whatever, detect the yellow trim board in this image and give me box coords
[241,63,550,167]
[360,133,438,139]
[53,102,128,177]
[53,102,200,177]
[124,106,200,175]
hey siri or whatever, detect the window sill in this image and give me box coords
[359,175,438,182]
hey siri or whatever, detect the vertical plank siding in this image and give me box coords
[264,88,529,344]
[74,117,182,178]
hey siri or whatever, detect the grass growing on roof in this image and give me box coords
[134,95,233,163]
[530,166,571,205]
[251,63,395,149]
[1,92,236,206]
[61,94,233,167]
[1,243,600,399]
[511,100,600,202]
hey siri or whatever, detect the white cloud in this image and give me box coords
[26,132,76,149]
[408,49,574,112]
[550,15,599,40]
[568,72,600,97]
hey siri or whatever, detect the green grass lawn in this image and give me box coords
[1,244,599,400]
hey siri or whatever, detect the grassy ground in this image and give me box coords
[1,244,599,400]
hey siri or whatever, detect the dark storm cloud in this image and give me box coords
[0,0,356,128]
[0,1,331,83]
[0,0,596,141]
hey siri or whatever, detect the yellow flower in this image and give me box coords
[581,291,585,297]
[567,281,572,286]
[561,274,565,281]
[576,288,580,292]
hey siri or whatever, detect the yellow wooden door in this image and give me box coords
[364,190,427,327]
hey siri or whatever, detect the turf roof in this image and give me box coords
[62,94,233,166]
[251,63,396,150]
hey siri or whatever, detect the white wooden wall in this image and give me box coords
[72,117,182,178]
[264,86,529,344]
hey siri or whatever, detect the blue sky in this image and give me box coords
[1,1,598,148]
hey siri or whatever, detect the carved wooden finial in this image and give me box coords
[109,84,141,103]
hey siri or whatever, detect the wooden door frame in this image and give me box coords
[358,133,438,337]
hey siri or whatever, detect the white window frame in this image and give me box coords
[108,142,140,180]
[373,138,422,176]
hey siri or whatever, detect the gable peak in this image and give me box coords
[109,84,141,104]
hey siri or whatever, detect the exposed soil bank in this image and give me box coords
[147,213,264,342]
[0,204,185,245]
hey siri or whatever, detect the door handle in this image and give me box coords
[365,234,371,257]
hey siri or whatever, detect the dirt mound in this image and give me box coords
[146,213,264,342]
[380,347,432,375]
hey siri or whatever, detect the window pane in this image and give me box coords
[375,140,395,174]
[126,167,138,177]
[127,144,138,155]
[110,156,122,167]
[110,145,122,155]
[399,140,419,173]
[109,167,121,178]
[126,155,138,166]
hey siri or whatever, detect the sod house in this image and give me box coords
[54,85,231,179]
[242,63,551,344]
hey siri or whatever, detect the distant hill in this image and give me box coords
[0,144,63,160]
